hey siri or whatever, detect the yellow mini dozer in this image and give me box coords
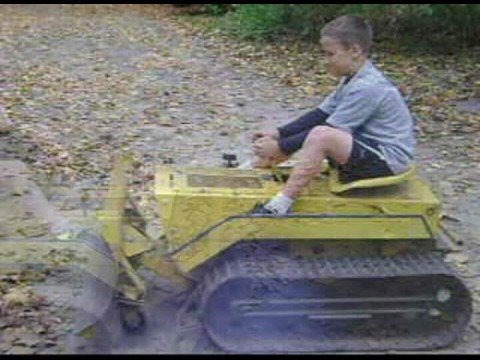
[94,154,472,353]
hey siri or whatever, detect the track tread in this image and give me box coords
[198,250,471,353]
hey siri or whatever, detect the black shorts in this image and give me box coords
[329,135,394,184]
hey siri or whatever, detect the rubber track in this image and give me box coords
[198,251,472,353]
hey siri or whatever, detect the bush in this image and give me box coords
[205,4,480,50]
[202,4,235,16]
[210,4,290,40]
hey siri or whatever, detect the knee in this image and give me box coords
[305,126,336,146]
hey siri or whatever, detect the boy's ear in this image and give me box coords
[348,43,364,58]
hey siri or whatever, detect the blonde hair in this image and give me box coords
[321,15,373,54]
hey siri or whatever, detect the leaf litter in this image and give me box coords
[0,4,479,354]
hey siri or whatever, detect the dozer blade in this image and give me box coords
[0,172,119,352]
[0,231,118,341]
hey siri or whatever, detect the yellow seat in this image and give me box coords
[329,165,416,194]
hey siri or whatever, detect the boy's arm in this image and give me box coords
[277,129,311,156]
[277,108,330,138]
[276,84,340,138]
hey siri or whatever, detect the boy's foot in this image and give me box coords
[249,193,294,216]
[249,202,276,215]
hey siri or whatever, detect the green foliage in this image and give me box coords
[426,4,480,47]
[203,4,480,50]
[218,4,290,40]
[201,4,235,16]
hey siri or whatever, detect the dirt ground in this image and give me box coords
[0,4,479,354]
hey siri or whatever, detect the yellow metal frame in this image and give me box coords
[169,214,434,272]
[96,155,146,301]
[97,156,193,294]
[94,159,442,281]
[155,165,441,273]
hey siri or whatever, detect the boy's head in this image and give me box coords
[320,15,372,77]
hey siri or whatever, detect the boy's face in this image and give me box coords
[321,36,362,78]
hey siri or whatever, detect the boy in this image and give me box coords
[251,15,415,215]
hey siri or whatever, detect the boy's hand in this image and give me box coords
[251,129,280,143]
[253,137,284,160]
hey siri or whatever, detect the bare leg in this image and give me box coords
[283,126,353,198]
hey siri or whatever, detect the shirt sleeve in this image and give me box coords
[318,90,338,115]
[326,86,382,133]
[277,129,311,156]
[277,108,329,138]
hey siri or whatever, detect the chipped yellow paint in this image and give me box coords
[96,154,152,300]
[96,157,190,295]
[172,216,432,273]
[123,224,152,258]
[155,166,442,273]
[98,154,133,263]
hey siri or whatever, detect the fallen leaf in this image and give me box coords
[3,287,32,307]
